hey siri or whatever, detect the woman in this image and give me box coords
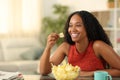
[40,10,120,76]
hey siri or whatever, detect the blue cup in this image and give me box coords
[94,71,112,80]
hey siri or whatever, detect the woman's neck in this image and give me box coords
[75,39,89,53]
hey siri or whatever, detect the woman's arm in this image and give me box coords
[80,69,120,77]
[104,69,120,76]
[92,40,120,76]
[40,33,59,75]
[40,47,52,75]
[40,33,69,75]
[40,42,68,75]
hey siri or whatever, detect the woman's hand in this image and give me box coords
[46,33,59,49]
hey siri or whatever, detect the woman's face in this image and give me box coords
[68,14,87,42]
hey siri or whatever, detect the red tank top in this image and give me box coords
[68,42,106,71]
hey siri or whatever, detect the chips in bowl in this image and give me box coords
[51,61,80,80]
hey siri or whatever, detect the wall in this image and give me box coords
[57,0,108,11]
[42,0,108,17]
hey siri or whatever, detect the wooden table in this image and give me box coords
[23,75,120,80]
[23,75,40,80]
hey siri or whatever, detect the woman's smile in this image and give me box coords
[71,33,80,38]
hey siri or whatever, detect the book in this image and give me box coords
[0,71,24,80]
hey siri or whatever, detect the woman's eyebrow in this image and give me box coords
[69,22,82,24]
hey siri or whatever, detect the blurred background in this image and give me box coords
[0,0,120,75]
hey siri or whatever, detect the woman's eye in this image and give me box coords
[76,24,81,27]
[69,25,72,27]
[69,24,82,27]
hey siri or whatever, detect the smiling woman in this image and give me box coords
[40,10,120,77]
[0,0,42,37]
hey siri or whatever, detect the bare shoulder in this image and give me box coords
[60,42,70,48]
[93,40,112,57]
[59,42,70,55]
[93,40,111,49]
[93,41,120,70]
[50,42,70,64]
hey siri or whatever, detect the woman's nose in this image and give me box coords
[71,26,76,31]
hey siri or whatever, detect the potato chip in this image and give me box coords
[51,60,80,80]
[59,32,64,38]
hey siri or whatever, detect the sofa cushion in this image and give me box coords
[20,47,44,60]
[0,38,41,61]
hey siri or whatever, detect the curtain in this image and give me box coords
[0,0,42,38]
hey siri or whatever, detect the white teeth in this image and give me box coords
[71,34,78,37]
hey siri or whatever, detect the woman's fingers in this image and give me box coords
[47,33,59,48]
[48,33,59,41]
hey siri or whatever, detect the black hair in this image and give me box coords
[64,10,113,47]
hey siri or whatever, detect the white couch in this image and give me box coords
[0,37,43,74]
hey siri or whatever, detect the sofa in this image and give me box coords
[0,37,43,74]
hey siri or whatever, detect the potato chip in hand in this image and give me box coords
[59,32,64,38]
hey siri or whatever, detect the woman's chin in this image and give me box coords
[72,39,79,42]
